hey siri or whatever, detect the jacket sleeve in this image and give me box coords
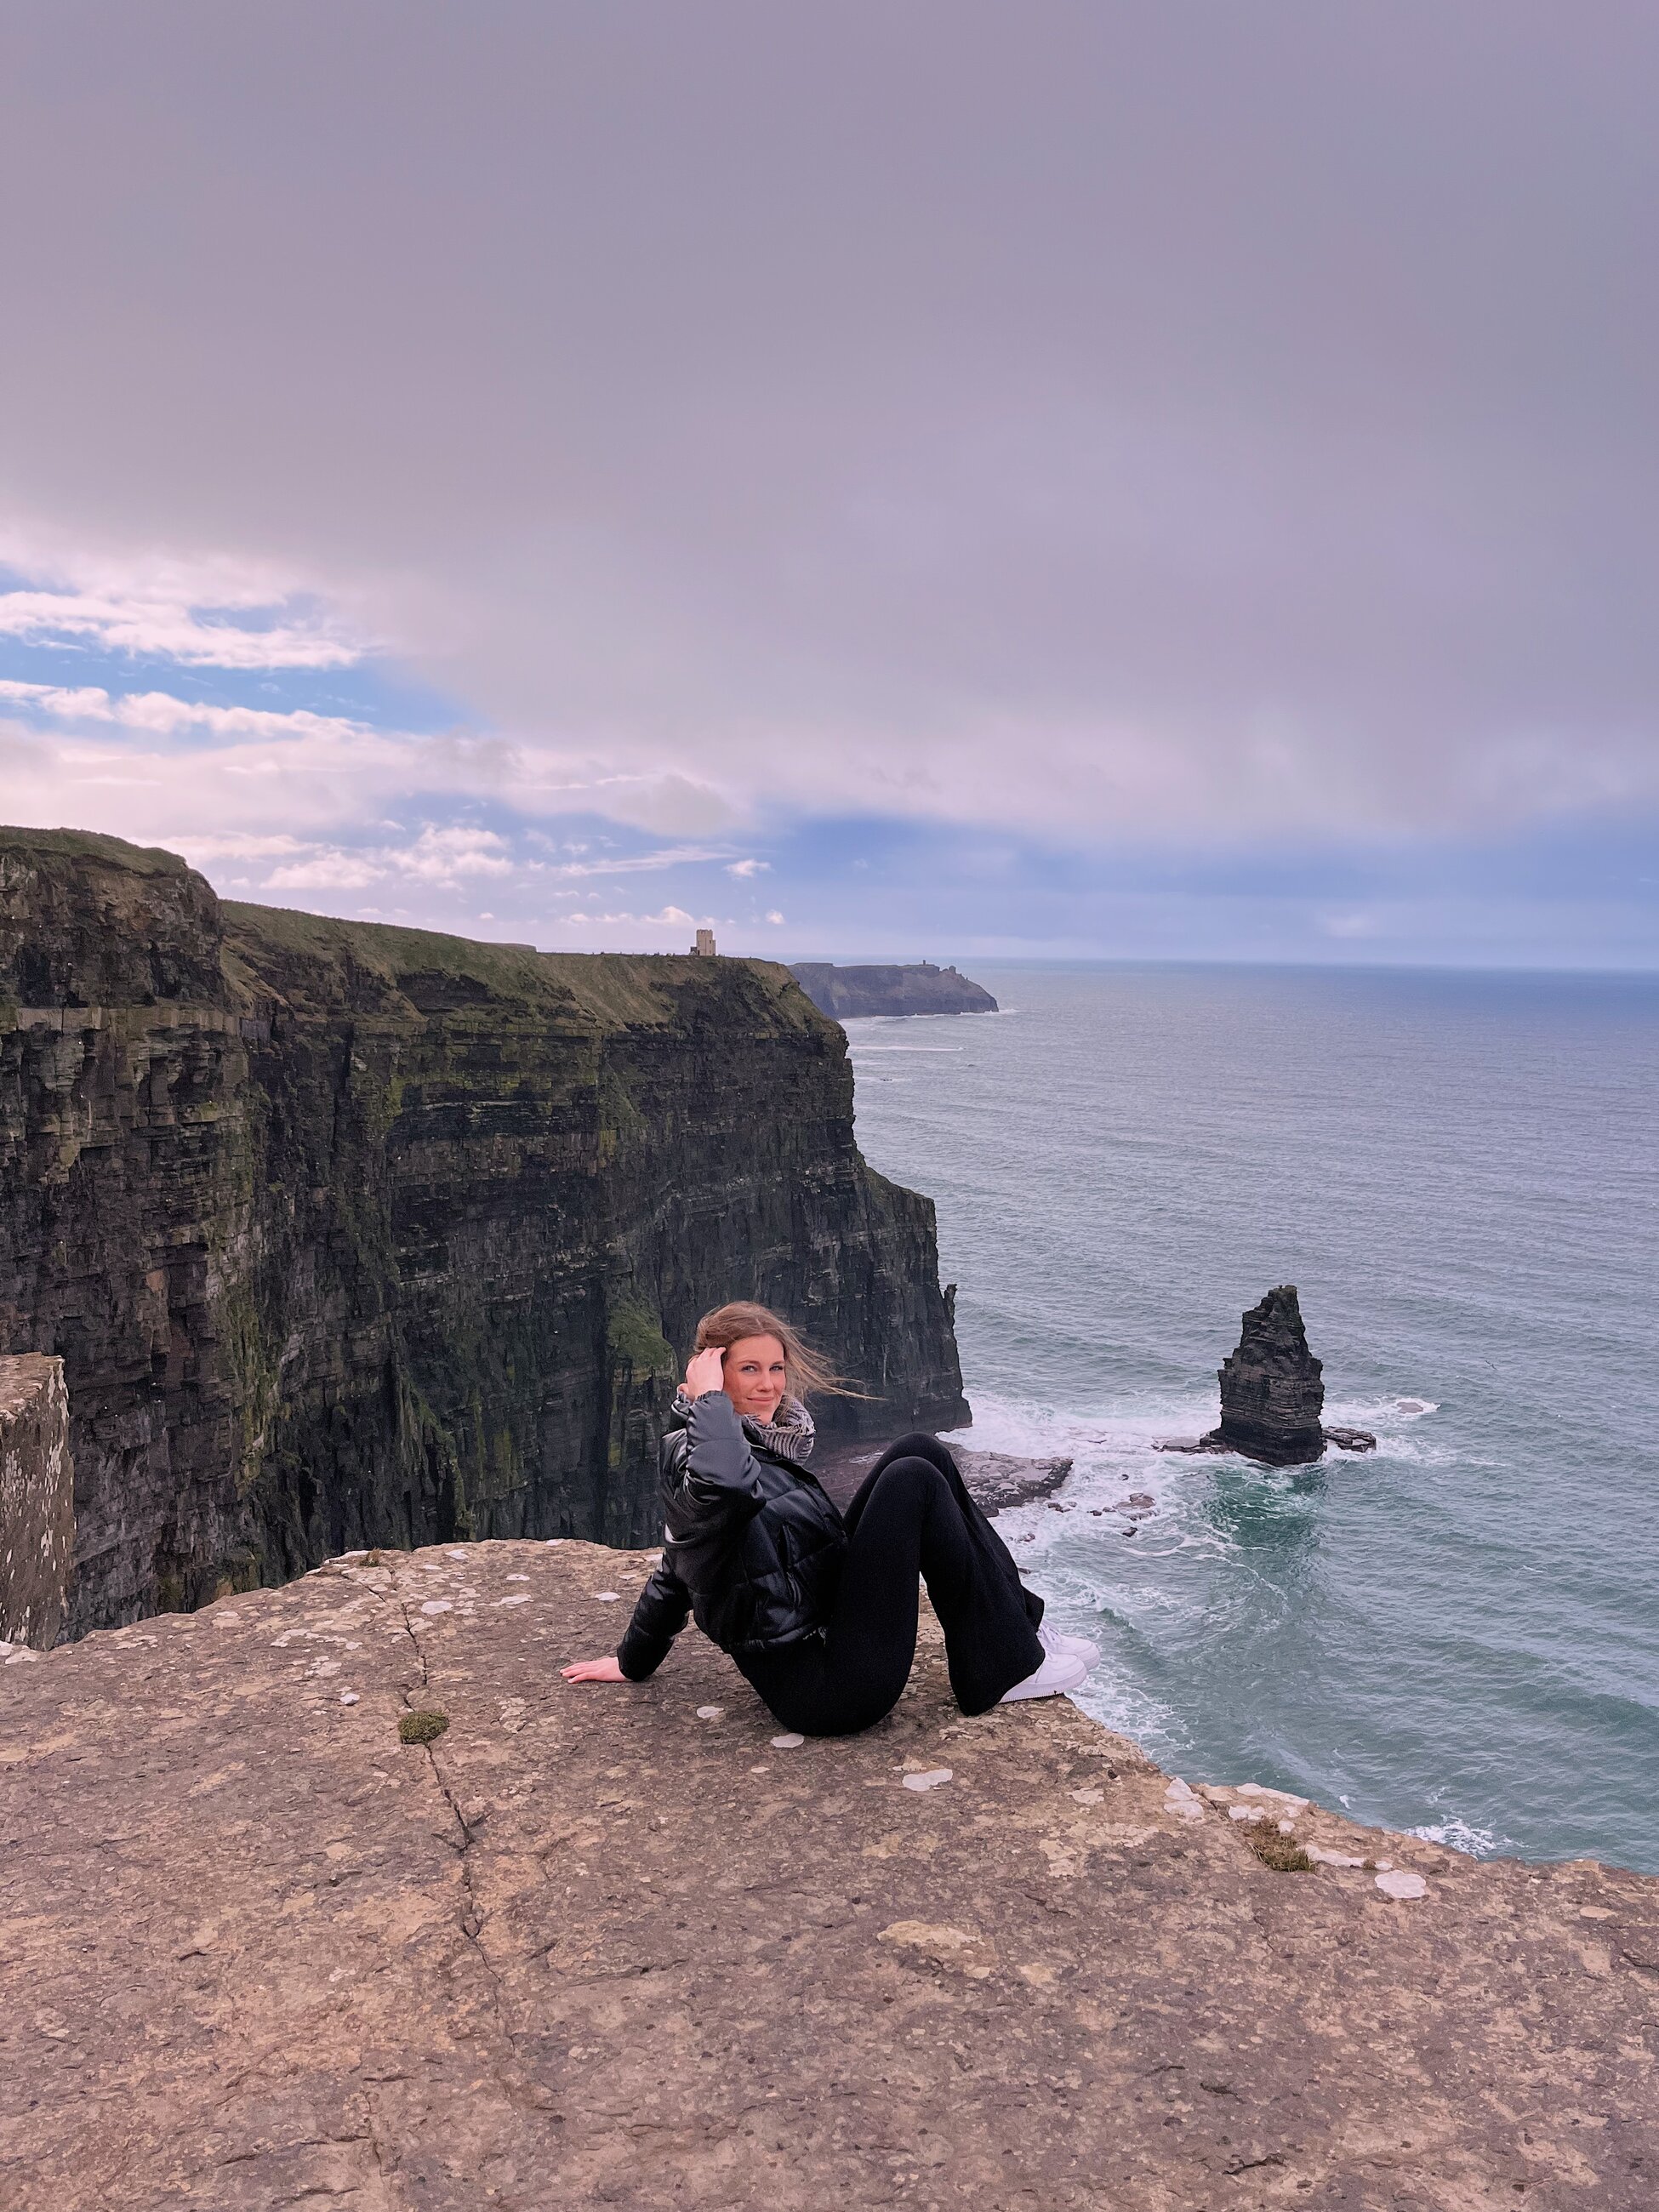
[616,1561,693,1680]
[676,1390,766,1508]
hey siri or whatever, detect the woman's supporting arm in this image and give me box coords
[615,1559,693,1679]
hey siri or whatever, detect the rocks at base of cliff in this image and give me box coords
[1321,1426,1377,1454]
[0,1354,73,1648]
[788,961,999,1019]
[1154,1286,1377,1466]
[817,1438,1071,1514]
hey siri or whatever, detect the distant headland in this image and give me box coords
[789,960,998,1018]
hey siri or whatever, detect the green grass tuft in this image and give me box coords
[1242,1826,1314,1873]
[399,1709,450,1746]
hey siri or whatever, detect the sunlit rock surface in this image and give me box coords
[3,1538,1654,2209]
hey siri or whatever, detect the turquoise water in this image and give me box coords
[845,965,1659,1873]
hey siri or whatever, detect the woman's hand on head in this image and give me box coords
[684,1345,726,1400]
[561,1656,626,1684]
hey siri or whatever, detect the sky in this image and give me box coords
[2,3,1656,966]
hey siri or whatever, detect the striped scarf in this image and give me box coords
[744,1395,817,1464]
[675,1388,816,1462]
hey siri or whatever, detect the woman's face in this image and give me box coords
[721,1334,789,1422]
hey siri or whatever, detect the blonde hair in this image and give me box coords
[693,1300,865,1402]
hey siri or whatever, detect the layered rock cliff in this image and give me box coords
[0,1354,72,1646]
[1205,1283,1328,1464]
[0,827,966,1634]
[1156,1285,1377,1465]
[789,961,998,1018]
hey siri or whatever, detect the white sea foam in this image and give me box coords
[1410,1816,1510,1859]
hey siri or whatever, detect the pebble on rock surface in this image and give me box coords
[903,1769,953,1792]
[696,1705,724,1720]
[1164,1780,1206,1823]
[770,1733,806,1748]
[1376,1869,1428,1901]
[340,1692,360,1706]
[594,1592,620,1602]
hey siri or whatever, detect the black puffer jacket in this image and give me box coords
[616,1392,847,1679]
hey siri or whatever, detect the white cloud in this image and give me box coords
[168,831,314,863]
[0,587,362,670]
[391,825,514,881]
[0,536,368,670]
[265,850,386,891]
[262,825,513,892]
[0,679,366,743]
[544,844,728,879]
[765,909,785,924]
[562,905,699,930]
[727,857,770,877]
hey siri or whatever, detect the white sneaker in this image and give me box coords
[1001,1648,1089,1702]
[1040,1622,1100,1671]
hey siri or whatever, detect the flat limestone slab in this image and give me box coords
[2,1541,1656,2210]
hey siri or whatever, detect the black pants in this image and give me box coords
[738,1434,1046,1736]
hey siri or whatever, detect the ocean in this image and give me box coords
[844,963,1659,1874]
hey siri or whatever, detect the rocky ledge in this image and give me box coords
[816,1439,1073,1514]
[4,1541,1655,2209]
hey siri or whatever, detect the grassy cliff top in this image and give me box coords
[0,825,196,875]
[224,899,814,1030]
[2,824,823,1033]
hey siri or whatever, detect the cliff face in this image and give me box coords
[789,961,998,1018]
[0,1354,73,1646]
[0,829,966,1634]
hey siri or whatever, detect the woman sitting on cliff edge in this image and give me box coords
[562,1300,1097,1734]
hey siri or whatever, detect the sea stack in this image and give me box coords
[1202,1285,1329,1466]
